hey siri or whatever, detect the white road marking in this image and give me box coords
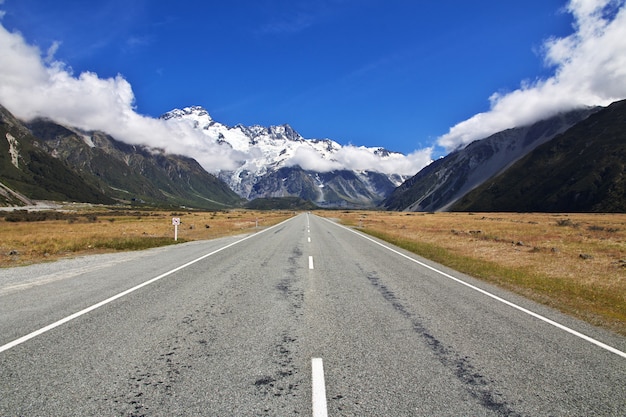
[311,358,328,417]
[0,216,297,354]
[308,237,311,243]
[309,256,314,270]
[321,216,626,360]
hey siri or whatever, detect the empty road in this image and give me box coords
[1,213,625,416]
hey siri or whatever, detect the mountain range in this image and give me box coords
[382,107,600,211]
[450,99,626,212]
[2,98,625,212]
[1,104,241,209]
[1,103,408,209]
[384,99,625,213]
[160,107,408,208]
[1,104,114,206]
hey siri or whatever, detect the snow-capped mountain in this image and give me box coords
[161,106,409,207]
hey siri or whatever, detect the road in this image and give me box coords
[1,213,625,416]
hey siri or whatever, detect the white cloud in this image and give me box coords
[286,147,342,172]
[0,20,431,177]
[0,23,242,171]
[286,145,432,176]
[438,0,626,152]
[332,146,432,176]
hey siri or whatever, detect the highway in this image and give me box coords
[1,213,625,416]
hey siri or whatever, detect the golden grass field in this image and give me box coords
[316,211,626,336]
[1,207,625,335]
[0,207,293,267]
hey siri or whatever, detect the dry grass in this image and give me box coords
[317,211,626,336]
[0,207,293,268]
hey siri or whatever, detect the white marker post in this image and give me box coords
[172,217,181,241]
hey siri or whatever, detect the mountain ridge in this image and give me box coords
[0,103,243,209]
[26,118,243,209]
[1,104,115,206]
[450,99,626,212]
[382,107,600,212]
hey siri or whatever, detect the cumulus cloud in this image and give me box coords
[286,145,432,176]
[332,146,432,176]
[438,0,626,152]
[287,147,343,172]
[0,21,430,176]
[0,23,243,171]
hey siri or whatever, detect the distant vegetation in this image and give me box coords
[245,197,319,210]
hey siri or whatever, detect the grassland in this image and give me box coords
[0,206,293,267]
[316,211,626,336]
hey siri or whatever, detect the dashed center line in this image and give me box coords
[309,256,314,270]
[311,358,328,417]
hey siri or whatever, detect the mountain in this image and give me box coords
[450,99,626,212]
[382,107,599,212]
[161,106,407,208]
[1,104,114,206]
[244,196,319,210]
[25,118,243,210]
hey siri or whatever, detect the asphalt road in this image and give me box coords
[1,213,625,416]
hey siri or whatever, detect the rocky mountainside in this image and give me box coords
[161,106,407,208]
[1,104,114,206]
[450,99,626,212]
[382,107,599,211]
[26,119,243,209]
[0,103,242,209]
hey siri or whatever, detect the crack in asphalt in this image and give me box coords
[366,272,524,417]
[103,310,216,416]
[251,244,305,415]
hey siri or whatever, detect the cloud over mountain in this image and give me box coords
[0,18,430,177]
[437,0,626,152]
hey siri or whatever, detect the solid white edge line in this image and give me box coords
[320,216,626,360]
[309,256,314,270]
[0,215,299,354]
[311,358,328,417]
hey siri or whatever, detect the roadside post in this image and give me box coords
[172,217,181,241]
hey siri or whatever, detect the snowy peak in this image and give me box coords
[244,124,303,142]
[160,105,410,207]
[161,106,212,124]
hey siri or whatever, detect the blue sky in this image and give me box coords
[1,0,625,173]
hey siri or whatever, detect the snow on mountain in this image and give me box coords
[160,106,411,206]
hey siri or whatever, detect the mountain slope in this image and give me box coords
[450,99,626,212]
[382,107,598,211]
[1,104,114,206]
[161,106,408,208]
[26,118,243,209]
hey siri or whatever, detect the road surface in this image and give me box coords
[1,213,625,416]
